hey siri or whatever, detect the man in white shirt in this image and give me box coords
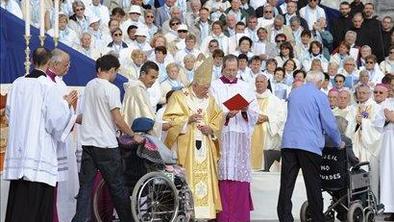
[257,5,275,28]
[72,54,143,222]
[299,0,326,31]
[4,47,77,222]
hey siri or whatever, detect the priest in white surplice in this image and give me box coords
[3,47,77,222]
[210,55,259,221]
[251,74,286,171]
[345,84,382,198]
[45,49,79,222]
[375,97,394,221]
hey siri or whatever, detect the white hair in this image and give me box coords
[305,70,324,85]
[255,73,268,81]
[80,32,91,40]
[343,56,355,64]
[50,48,69,64]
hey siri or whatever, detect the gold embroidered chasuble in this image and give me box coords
[251,96,269,170]
[163,87,223,219]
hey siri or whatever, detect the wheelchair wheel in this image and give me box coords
[347,202,364,222]
[92,179,118,222]
[300,201,312,222]
[131,171,179,222]
[365,210,375,222]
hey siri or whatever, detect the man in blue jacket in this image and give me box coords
[277,70,344,222]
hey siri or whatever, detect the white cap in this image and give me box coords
[135,27,148,37]
[88,16,100,25]
[129,5,142,14]
[177,24,188,31]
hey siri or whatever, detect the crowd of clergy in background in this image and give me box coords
[1,0,394,221]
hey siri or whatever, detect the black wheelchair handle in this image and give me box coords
[350,161,370,171]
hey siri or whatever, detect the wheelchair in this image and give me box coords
[300,148,384,222]
[92,134,194,222]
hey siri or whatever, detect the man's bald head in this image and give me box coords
[32,47,51,68]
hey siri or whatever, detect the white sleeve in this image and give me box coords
[107,85,122,110]
[43,85,73,141]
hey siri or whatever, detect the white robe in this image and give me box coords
[50,76,79,222]
[3,76,73,187]
[376,98,394,212]
[257,91,286,151]
[210,78,259,182]
[345,99,382,198]
[253,91,287,170]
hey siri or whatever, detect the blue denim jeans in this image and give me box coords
[72,146,132,222]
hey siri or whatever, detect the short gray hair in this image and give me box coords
[343,56,355,65]
[345,30,357,39]
[72,1,85,11]
[289,16,301,25]
[305,70,324,84]
[50,48,69,64]
[359,69,369,77]
[275,14,285,23]
[80,32,91,40]
[255,73,268,81]
[183,54,196,62]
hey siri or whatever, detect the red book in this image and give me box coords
[223,93,250,111]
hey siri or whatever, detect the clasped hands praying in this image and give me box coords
[64,90,78,108]
[188,113,212,135]
[384,108,394,122]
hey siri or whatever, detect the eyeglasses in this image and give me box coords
[366,61,374,64]
[113,33,122,36]
[75,7,85,12]
[344,63,354,66]
[335,80,344,83]
[178,30,188,33]
[373,91,385,94]
[146,15,154,18]
[390,51,394,54]
[276,39,285,43]
[264,11,273,13]
[209,44,217,48]
[171,22,180,26]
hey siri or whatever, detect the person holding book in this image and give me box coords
[210,54,259,221]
